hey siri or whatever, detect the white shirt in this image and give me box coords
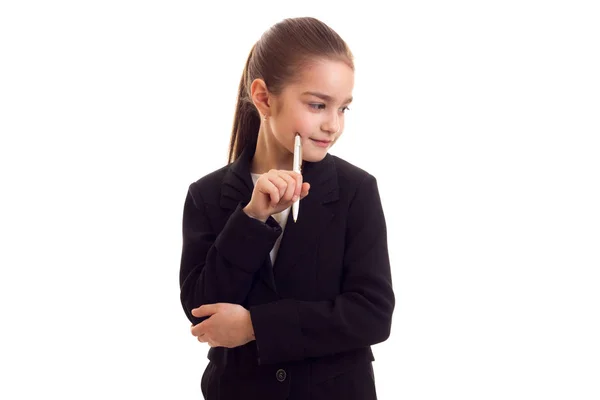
[250,172,290,266]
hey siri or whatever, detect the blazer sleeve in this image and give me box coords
[179,182,283,326]
[248,174,395,365]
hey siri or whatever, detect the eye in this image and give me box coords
[309,103,326,110]
[341,106,350,113]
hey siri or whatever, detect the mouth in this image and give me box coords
[310,138,331,146]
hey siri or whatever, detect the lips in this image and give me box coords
[309,138,332,148]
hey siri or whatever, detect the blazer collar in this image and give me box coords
[220,140,339,210]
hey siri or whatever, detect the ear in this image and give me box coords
[250,78,272,118]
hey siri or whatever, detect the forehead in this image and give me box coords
[287,59,354,102]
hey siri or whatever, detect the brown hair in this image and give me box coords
[227,17,354,164]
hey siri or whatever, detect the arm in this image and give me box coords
[179,183,282,325]
[249,174,395,365]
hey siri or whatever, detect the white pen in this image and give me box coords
[292,133,302,222]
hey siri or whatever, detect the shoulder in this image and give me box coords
[330,154,378,195]
[187,163,230,204]
[330,155,386,223]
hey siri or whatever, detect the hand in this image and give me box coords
[243,170,310,222]
[190,303,255,348]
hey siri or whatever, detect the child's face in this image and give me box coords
[270,59,354,162]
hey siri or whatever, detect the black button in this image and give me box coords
[276,368,286,382]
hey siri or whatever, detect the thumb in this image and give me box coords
[191,304,218,318]
[300,182,310,198]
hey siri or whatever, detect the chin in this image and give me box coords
[303,152,329,163]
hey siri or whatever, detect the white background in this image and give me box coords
[1,1,599,399]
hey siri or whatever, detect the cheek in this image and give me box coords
[280,104,322,135]
[294,109,321,132]
[296,118,315,134]
[275,117,309,136]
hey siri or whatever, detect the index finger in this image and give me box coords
[191,304,218,318]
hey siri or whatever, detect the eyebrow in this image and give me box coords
[302,91,353,104]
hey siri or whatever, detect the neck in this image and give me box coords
[250,127,293,174]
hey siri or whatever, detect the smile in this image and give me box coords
[310,138,331,147]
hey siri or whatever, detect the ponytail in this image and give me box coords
[227,44,261,164]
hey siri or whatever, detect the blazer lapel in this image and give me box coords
[271,154,339,276]
[218,140,339,296]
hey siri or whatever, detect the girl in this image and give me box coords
[180,17,395,400]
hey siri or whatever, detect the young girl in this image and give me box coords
[180,17,395,400]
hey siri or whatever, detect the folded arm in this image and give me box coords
[249,174,395,365]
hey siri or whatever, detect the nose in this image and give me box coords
[321,111,340,134]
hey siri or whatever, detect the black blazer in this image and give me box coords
[179,142,395,400]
